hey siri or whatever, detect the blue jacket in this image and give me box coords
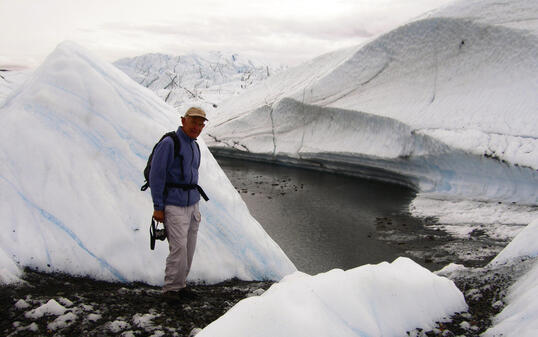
[150,127,201,210]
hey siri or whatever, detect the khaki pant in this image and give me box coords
[163,203,201,292]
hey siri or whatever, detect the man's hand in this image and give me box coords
[153,210,164,222]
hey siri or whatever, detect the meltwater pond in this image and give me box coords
[215,157,456,275]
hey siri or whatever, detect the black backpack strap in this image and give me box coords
[165,183,209,201]
[141,131,182,192]
[167,132,185,180]
[167,132,181,158]
[194,141,201,168]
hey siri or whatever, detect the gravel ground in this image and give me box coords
[407,257,535,337]
[1,270,272,336]
[2,244,529,337]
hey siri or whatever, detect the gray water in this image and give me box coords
[216,156,425,275]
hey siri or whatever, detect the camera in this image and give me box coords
[154,227,167,241]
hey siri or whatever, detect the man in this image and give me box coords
[149,107,208,298]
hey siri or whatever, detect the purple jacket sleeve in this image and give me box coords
[149,138,174,211]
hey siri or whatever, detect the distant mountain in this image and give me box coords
[114,52,286,116]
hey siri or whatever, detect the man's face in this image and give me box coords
[181,116,206,139]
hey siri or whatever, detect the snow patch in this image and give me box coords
[87,313,102,322]
[197,257,466,337]
[47,312,77,330]
[0,247,23,284]
[14,299,31,310]
[410,195,535,240]
[132,312,158,330]
[436,263,468,275]
[58,297,74,307]
[490,219,538,265]
[108,319,131,333]
[25,299,66,319]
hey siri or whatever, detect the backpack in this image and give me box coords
[140,132,181,191]
[141,131,208,201]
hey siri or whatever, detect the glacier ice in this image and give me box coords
[206,0,538,205]
[114,51,284,118]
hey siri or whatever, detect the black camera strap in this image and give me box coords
[150,218,167,250]
[150,218,157,250]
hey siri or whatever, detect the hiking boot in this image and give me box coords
[179,287,198,300]
[161,290,182,304]
[161,288,198,303]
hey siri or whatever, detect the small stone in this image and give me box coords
[14,299,31,310]
[189,328,202,336]
[459,321,471,330]
[492,300,504,310]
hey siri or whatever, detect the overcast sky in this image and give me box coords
[1,0,453,68]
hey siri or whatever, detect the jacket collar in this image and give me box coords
[177,126,195,142]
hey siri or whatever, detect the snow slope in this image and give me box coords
[198,257,467,337]
[489,219,538,266]
[0,41,295,285]
[484,219,538,337]
[206,0,538,205]
[114,52,283,119]
[484,259,538,337]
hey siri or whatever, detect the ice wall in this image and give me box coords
[209,97,537,204]
[0,41,295,285]
[206,0,538,205]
